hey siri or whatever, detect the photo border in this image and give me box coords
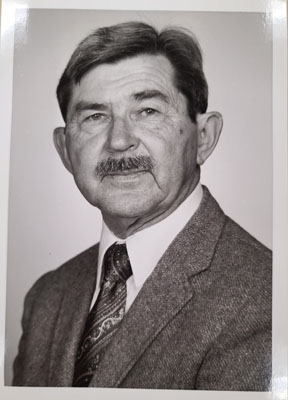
[0,0,287,399]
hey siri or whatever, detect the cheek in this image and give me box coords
[165,133,198,177]
[142,124,192,169]
[66,140,84,170]
[181,141,198,177]
[66,132,103,171]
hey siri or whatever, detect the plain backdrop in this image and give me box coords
[5,9,272,385]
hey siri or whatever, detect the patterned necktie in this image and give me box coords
[73,242,132,387]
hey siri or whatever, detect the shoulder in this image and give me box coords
[200,186,271,267]
[196,186,272,294]
[220,217,271,273]
[25,243,99,303]
[210,216,272,312]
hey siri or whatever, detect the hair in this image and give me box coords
[56,21,208,123]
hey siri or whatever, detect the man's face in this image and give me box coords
[60,54,200,222]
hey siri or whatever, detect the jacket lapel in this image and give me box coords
[48,245,99,386]
[90,187,226,388]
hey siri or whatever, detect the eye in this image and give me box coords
[85,113,107,122]
[140,108,159,117]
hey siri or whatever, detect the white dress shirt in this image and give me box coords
[90,183,203,311]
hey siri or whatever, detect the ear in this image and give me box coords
[196,112,223,165]
[53,127,73,173]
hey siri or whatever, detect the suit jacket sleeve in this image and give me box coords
[13,270,56,386]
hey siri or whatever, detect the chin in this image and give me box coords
[99,196,161,220]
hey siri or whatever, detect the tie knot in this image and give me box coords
[103,243,132,282]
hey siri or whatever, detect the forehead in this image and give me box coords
[69,54,178,105]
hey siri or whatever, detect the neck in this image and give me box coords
[102,174,200,240]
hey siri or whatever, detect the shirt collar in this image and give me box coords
[97,183,203,289]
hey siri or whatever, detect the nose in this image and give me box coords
[105,116,139,153]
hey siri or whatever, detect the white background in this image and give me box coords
[0,1,287,400]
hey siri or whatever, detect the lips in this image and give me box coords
[105,169,148,176]
[102,170,151,186]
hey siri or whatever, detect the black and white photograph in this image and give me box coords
[0,1,287,399]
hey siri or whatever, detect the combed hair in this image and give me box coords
[56,21,208,122]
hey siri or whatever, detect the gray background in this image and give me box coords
[5,9,272,385]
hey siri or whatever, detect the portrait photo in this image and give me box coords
[1,1,287,399]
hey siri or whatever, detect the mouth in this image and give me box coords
[102,170,152,186]
[104,169,148,177]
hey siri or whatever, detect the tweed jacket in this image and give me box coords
[13,187,272,391]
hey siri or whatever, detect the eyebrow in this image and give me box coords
[74,101,108,114]
[132,90,169,103]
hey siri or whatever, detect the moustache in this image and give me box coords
[96,156,154,178]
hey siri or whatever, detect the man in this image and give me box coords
[13,21,271,391]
